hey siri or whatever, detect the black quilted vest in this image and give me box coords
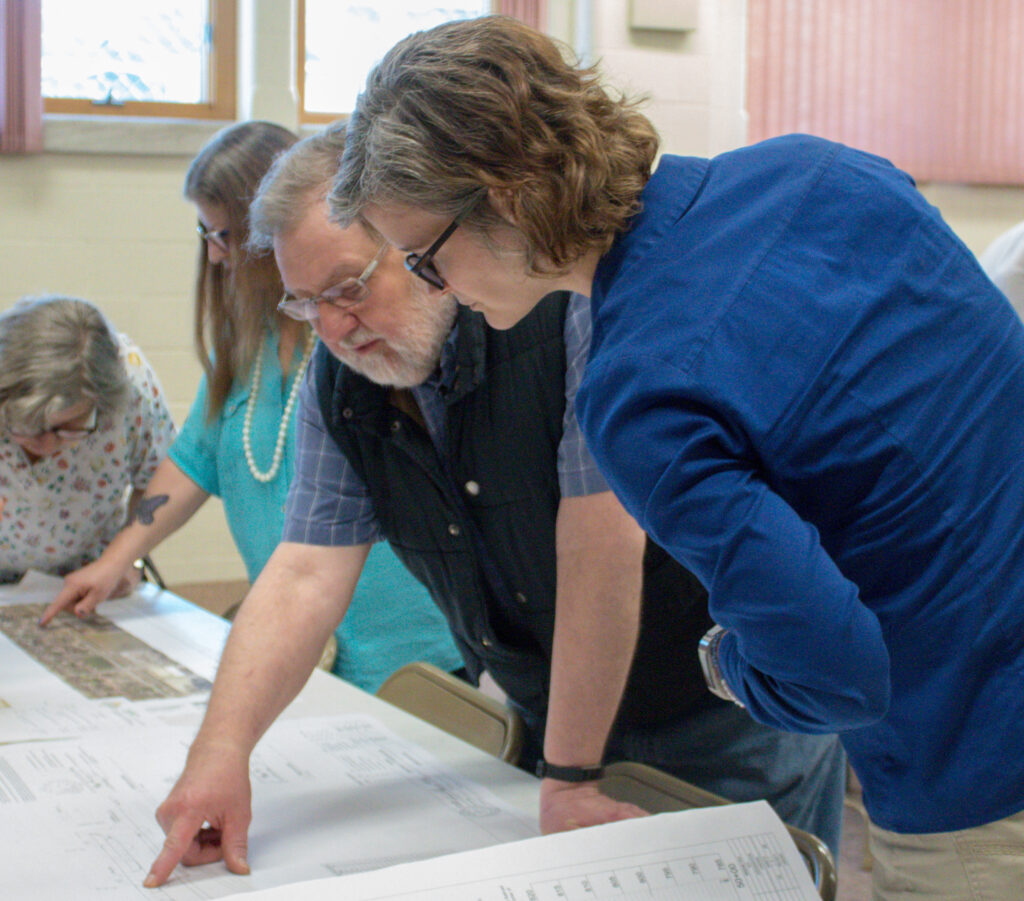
[315,295,716,725]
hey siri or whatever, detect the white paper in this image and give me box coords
[0,713,538,900]
[0,576,223,709]
[223,801,820,901]
[0,699,150,744]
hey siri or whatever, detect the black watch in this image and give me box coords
[535,759,605,782]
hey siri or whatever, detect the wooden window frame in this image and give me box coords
[296,0,333,126]
[297,0,509,125]
[42,0,236,120]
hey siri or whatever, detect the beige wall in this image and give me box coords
[1,0,1022,585]
[0,151,245,584]
[587,0,1024,248]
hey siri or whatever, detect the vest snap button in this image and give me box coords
[448,523,461,536]
[342,407,353,419]
[390,420,401,432]
[464,480,480,496]
[514,591,527,605]
[480,635,492,648]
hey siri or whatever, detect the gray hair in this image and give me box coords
[0,295,130,435]
[248,120,353,252]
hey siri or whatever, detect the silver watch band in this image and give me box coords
[698,625,745,707]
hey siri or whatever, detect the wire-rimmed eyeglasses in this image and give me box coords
[277,242,389,322]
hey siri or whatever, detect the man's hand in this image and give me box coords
[539,779,648,834]
[143,741,253,888]
[39,558,135,626]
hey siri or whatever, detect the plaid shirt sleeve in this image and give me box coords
[558,292,610,498]
[282,354,381,546]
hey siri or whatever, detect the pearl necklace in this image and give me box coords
[242,330,316,483]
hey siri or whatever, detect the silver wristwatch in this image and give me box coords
[698,625,745,707]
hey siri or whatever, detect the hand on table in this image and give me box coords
[539,779,649,834]
[144,741,253,888]
[110,564,142,599]
[38,558,138,626]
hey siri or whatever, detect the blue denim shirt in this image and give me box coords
[579,135,1024,833]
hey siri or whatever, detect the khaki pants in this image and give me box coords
[870,808,1024,900]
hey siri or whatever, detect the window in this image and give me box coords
[298,0,493,124]
[42,0,236,119]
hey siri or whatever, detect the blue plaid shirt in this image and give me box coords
[283,292,607,546]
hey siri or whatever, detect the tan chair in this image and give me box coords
[599,760,837,901]
[376,661,524,764]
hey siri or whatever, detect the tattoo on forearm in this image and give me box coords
[131,495,170,526]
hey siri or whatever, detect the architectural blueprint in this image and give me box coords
[222,801,821,901]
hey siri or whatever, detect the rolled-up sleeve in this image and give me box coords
[580,351,891,733]
[558,293,610,498]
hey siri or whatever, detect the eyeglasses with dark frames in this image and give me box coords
[404,192,485,290]
[10,407,99,442]
[277,242,390,322]
[196,222,230,253]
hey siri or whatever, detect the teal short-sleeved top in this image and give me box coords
[171,331,461,690]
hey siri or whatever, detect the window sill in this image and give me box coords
[43,115,231,156]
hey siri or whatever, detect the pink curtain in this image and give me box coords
[748,0,1024,184]
[0,0,42,153]
[496,0,546,30]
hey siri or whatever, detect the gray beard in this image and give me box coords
[332,297,457,389]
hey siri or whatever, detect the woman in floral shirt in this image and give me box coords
[0,295,176,584]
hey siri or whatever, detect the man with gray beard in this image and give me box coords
[142,123,844,889]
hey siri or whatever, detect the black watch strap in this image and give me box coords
[535,759,605,782]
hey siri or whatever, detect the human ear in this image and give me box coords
[486,187,519,227]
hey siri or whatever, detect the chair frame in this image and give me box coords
[376,661,524,764]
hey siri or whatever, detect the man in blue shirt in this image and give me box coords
[140,124,845,888]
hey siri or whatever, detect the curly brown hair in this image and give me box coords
[330,16,659,274]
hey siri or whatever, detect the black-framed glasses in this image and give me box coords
[404,192,484,290]
[277,242,389,323]
[10,407,98,442]
[196,222,230,253]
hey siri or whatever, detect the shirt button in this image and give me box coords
[464,480,480,496]
[514,591,527,605]
[342,408,353,419]
[448,523,461,536]
[480,635,492,648]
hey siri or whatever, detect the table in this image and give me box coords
[0,575,541,900]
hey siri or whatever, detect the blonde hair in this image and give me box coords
[0,295,129,435]
[330,15,659,274]
[184,120,298,418]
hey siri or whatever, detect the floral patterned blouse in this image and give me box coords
[0,336,177,582]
